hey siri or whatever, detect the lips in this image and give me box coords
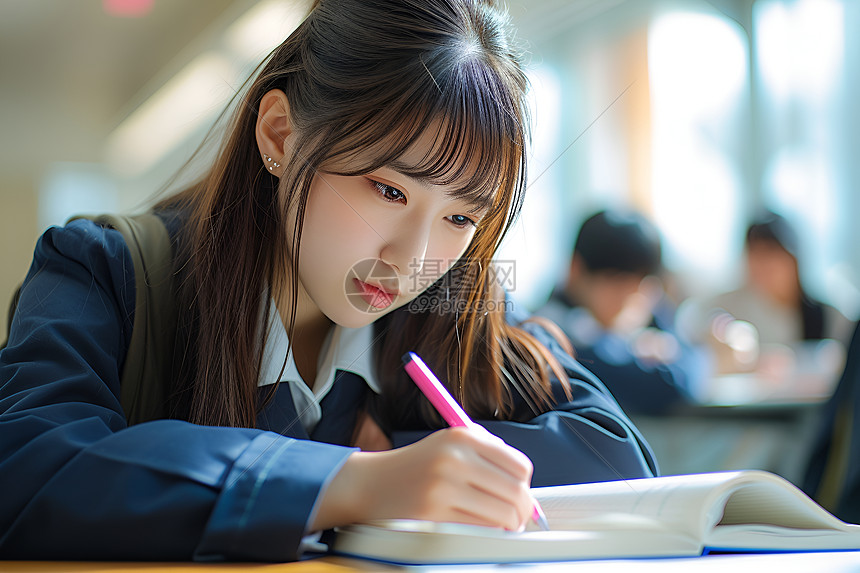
[353,278,399,310]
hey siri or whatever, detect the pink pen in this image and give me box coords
[402,351,550,531]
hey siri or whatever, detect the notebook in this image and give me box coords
[330,470,860,565]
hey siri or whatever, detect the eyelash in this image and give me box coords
[448,214,477,228]
[371,180,405,203]
[369,179,478,229]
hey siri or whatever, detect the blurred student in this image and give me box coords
[537,209,707,415]
[680,211,854,378]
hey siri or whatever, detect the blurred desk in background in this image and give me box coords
[631,371,836,484]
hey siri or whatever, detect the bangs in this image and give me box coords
[388,109,513,215]
[313,55,528,219]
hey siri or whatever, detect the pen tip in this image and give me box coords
[401,352,414,365]
[532,502,550,531]
[537,513,550,531]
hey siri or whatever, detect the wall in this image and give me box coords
[0,180,40,332]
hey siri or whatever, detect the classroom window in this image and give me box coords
[647,10,749,291]
[754,0,857,315]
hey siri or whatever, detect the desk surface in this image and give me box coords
[0,557,395,572]
[5,553,860,572]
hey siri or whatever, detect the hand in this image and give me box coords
[351,410,393,452]
[631,327,680,364]
[312,426,534,532]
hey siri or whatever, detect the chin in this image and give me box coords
[328,305,388,329]
[330,298,411,329]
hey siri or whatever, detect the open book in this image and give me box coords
[330,470,860,565]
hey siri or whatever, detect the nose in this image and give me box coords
[379,218,431,277]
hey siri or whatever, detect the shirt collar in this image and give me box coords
[259,302,380,394]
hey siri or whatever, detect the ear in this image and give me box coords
[255,89,293,176]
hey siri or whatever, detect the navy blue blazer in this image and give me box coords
[537,290,708,415]
[0,217,656,562]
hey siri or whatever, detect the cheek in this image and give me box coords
[746,256,768,281]
[596,283,628,313]
[301,177,380,259]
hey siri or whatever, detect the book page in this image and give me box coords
[705,471,860,550]
[708,524,860,551]
[532,471,753,539]
[718,472,850,529]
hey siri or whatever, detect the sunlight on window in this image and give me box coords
[755,0,846,311]
[763,148,834,232]
[650,13,747,116]
[756,0,844,105]
[648,12,748,289]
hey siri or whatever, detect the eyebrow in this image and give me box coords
[386,162,432,185]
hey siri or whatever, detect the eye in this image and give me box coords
[447,214,477,229]
[369,179,406,204]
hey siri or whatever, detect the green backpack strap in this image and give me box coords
[1,285,22,350]
[73,213,178,426]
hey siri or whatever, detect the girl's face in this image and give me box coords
[746,240,800,305]
[288,137,488,329]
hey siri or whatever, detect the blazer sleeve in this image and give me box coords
[0,219,353,562]
[571,336,706,416]
[391,297,659,486]
[536,297,709,416]
[481,314,659,486]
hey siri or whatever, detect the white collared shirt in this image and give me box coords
[258,303,381,434]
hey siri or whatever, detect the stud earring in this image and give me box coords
[262,154,281,172]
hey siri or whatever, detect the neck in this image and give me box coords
[755,282,801,309]
[774,291,801,310]
[275,283,333,388]
[564,279,615,329]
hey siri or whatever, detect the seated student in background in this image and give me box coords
[0,0,657,563]
[536,209,708,415]
[679,210,854,381]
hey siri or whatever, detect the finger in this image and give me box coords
[467,456,533,526]
[460,429,533,483]
[464,449,526,499]
[444,481,530,531]
[435,432,532,526]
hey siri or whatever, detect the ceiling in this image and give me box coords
[0,0,245,178]
[0,0,632,183]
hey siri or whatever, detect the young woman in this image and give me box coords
[0,0,656,562]
[681,210,854,374]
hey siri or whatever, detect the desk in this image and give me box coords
[638,367,837,485]
[0,557,395,572]
[631,400,823,483]
[628,354,841,484]
[5,553,860,572]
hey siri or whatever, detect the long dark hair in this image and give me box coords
[157,0,570,428]
[746,211,825,340]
